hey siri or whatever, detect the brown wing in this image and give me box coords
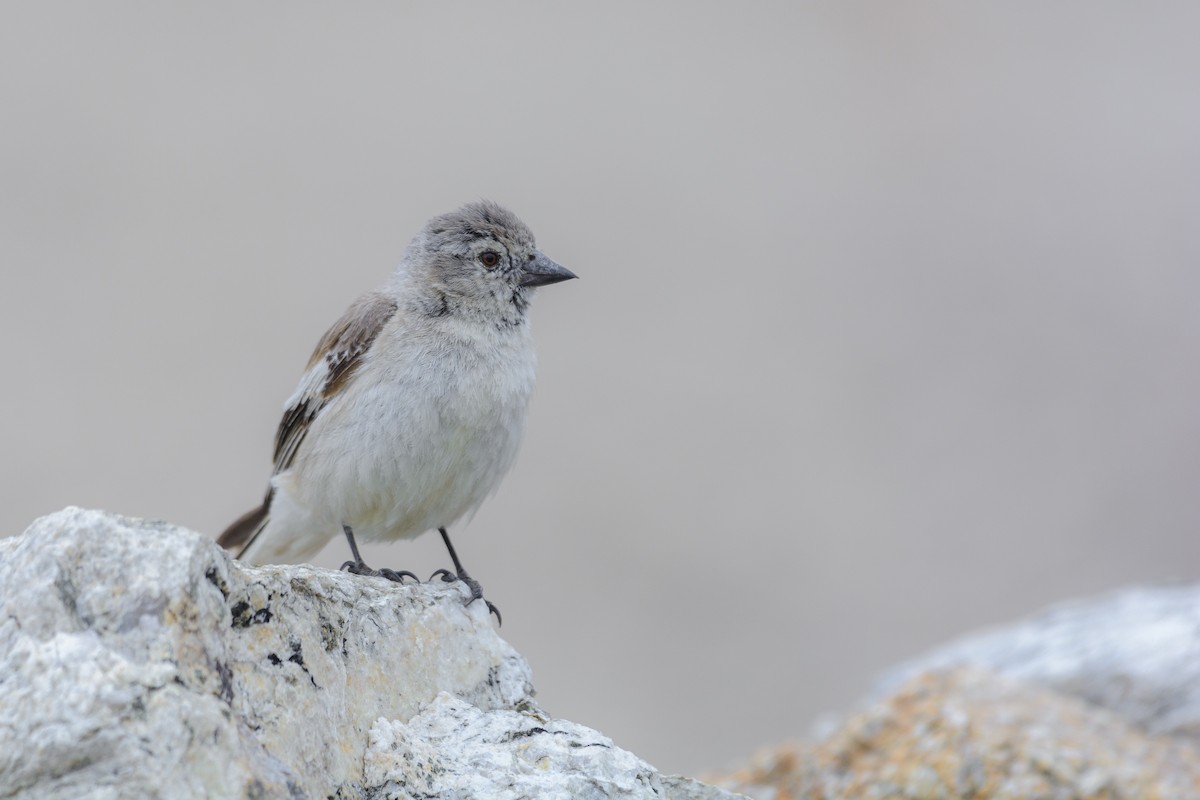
[271,291,399,474]
[218,291,398,555]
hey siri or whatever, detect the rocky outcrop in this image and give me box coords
[871,582,1200,740]
[715,584,1200,799]
[718,667,1200,799]
[0,508,741,799]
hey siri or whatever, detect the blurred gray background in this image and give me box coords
[3,2,1199,777]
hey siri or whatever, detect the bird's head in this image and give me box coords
[403,200,576,324]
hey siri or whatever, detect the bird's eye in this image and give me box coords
[479,251,501,268]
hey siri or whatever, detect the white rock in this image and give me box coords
[0,508,742,800]
[364,694,720,800]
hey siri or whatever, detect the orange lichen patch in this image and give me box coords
[712,668,1200,799]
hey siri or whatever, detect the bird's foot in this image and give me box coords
[340,560,420,584]
[428,568,501,625]
[339,524,419,584]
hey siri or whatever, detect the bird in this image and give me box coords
[219,201,575,621]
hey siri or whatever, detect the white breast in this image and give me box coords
[282,316,537,544]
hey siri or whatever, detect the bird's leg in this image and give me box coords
[340,524,419,584]
[431,526,501,624]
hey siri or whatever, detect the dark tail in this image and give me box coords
[218,488,272,559]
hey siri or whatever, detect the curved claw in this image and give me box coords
[342,559,419,585]
[456,575,502,626]
[428,568,456,583]
[379,568,420,584]
[427,566,501,625]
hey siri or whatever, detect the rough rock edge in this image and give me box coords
[0,507,743,800]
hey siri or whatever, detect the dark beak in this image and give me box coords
[520,253,578,288]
